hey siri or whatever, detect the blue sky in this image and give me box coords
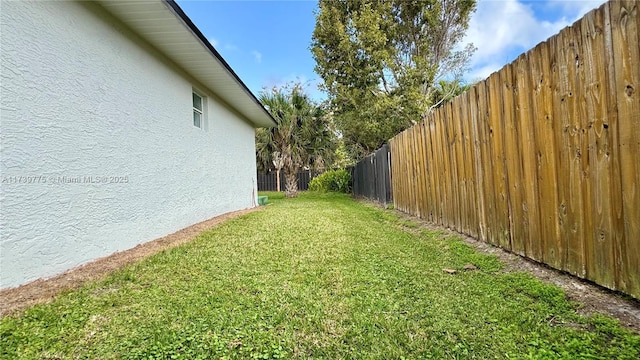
[177,0,606,101]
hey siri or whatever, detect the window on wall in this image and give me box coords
[193,92,204,128]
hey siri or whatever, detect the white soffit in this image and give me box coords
[98,0,276,128]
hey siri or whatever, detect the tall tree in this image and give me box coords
[256,84,337,198]
[312,0,476,158]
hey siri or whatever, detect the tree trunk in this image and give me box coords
[284,169,298,198]
[281,145,299,198]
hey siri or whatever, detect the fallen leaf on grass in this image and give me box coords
[443,268,457,274]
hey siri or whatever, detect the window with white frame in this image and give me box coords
[193,91,204,128]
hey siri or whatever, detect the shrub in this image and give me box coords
[309,169,351,193]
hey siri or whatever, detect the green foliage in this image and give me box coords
[330,140,356,168]
[429,79,474,109]
[255,84,338,197]
[2,193,639,359]
[312,0,477,158]
[309,169,352,193]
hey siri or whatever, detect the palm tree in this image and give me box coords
[428,79,473,111]
[256,84,336,198]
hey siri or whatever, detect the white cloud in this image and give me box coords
[252,50,262,64]
[205,36,238,53]
[463,0,569,80]
[224,44,238,51]
[545,0,607,21]
[208,36,218,48]
[462,0,605,82]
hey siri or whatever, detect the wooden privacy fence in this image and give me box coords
[352,144,393,204]
[389,1,639,299]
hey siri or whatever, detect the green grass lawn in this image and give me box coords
[2,192,639,359]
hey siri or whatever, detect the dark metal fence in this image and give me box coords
[257,170,320,192]
[352,144,392,204]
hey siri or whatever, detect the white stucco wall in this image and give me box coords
[0,1,258,289]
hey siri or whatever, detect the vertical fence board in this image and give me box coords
[393,134,402,211]
[581,8,618,288]
[603,2,625,291]
[417,124,428,219]
[435,109,449,227]
[403,131,411,213]
[422,122,434,222]
[390,136,400,210]
[489,71,512,250]
[574,18,598,283]
[488,76,501,246]
[565,24,588,277]
[443,103,457,229]
[528,45,553,264]
[549,30,567,270]
[409,127,418,216]
[393,137,401,208]
[409,129,417,215]
[477,79,497,246]
[553,25,585,276]
[450,101,461,229]
[404,131,410,212]
[476,80,497,245]
[420,122,432,221]
[542,40,562,269]
[430,114,444,225]
[413,126,423,217]
[453,97,465,233]
[502,64,525,255]
[410,128,419,215]
[515,54,542,260]
[401,132,408,212]
[611,0,640,297]
[438,111,448,227]
[544,35,565,270]
[425,119,435,222]
[603,6,623,287]
[461,94,474,235]
[404,132,410,213]
[402,132,409,212]
[470,86,488,242]
[461,92,478,238]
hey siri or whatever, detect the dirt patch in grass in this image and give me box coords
[362,199,640,333]
[0,207,261,318]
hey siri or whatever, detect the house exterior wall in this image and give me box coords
[0,1,258,289]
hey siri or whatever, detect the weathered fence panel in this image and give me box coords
[352,144,392,204]
[389,1,640,299]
